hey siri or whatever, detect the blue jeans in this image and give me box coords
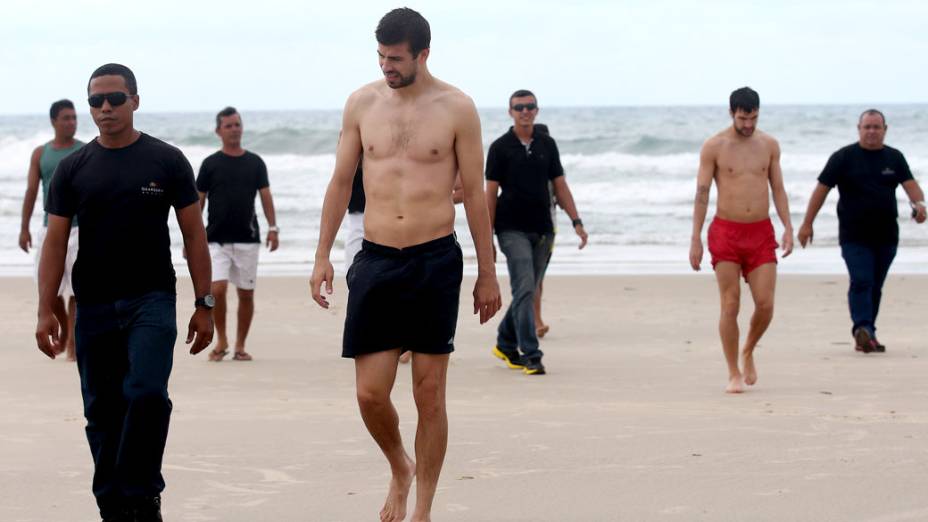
[840,242,897,336]
[75,291,177,513]
[497,231,554,361]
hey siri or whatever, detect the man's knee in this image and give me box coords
[237,289,255,303]
[123,379,169,410]
[720,295,740,318]
[754,298,774,318]
[356,386,391,411]
[413,377,446,419]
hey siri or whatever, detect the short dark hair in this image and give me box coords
[216,106,238,130]
[49,99,74,120]
[729,87,759,113]
[375,8,431,58]
[859,108,886,126]
[87,63,138,95]
[509,89,536,107]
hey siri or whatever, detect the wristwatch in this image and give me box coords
[571,218,584,227]
[195,294,216,310]
[268,225,280,233]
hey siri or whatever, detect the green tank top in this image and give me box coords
[40,140,84,226]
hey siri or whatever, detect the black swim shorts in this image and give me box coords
[342,234,463,358]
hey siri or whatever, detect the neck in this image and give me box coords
[51,135,76,148]
[859,141,883,151]
[513,123,533,142]
[98,128,141,149]
[222,144,245,156]
[389,68,434,101]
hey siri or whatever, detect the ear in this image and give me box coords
[418,48,430,63]
[131,95,140,112]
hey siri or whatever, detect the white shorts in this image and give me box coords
[210,242,260,290]
[344,212,364,271]
[34,226,79,299]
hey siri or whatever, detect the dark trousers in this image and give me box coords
[75,291,177,513]
[497,230,554,360]
[840,242,897,336]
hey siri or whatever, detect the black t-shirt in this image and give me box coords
[348,164,365,214]
[196,151,269,243]
[818,143,914,245]
[47,133,199,304]
[486,127,564,234]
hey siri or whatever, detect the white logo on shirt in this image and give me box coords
[881,167,896,176]
[141,181,165,195]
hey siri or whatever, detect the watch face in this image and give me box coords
[204,294,216,307]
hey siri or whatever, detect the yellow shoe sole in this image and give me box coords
[492,346,525,369]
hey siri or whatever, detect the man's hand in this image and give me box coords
[473,273,502,324]
[781,229,794,258]
[186,308,214,355]
[575,224,588,249]
[798,222,814,247]
[689,237,703,271]
[18,230,32,253]
[266,230,279,251]
[913,203,927,224]
[35,311,62,359]
[310,258,335,309]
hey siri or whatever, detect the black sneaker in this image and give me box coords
[523,358,546,375]
[854,328,877,353]
[100,499,131,522]
[873,339,886,353]
[492,346,526,369]
[130,496,163,522]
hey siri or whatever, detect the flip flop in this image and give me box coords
[232,351,253,361]
[208,349,228,362]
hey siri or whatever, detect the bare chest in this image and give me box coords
[360,104,455,163]
[715,143,771,181]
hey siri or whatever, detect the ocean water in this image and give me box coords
[1,105,926,276]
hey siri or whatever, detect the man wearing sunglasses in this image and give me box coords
[485,90,588,376]
[36,63,214,522]
[310,8,501,522]
[197,106,278,362]
[19,99,84,361]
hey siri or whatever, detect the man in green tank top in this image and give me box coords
[19,99,84,361]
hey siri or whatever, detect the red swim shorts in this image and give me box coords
[707,216,778,278]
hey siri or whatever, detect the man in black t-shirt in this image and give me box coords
[799,109,926,353]
[485,90,588,375]
[36,63,214,522]
[197,107,278,362]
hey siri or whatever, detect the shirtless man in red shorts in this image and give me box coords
[689,87,794,393]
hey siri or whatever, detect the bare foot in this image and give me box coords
[742,352,757,386]
[726,375,745,394]
[380,455,415,522]
[399,351,412,364]
[536,324,550,338]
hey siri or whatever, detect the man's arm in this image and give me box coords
[310,95,363,308]
[689,141,716,270]
[902,179,926,224]
[455,97,501,324]
[19,147,43,253]
[797,183,832,247]
[35,214,71,358]
[259,187,279,250]
[198,192,206,211]
[552,176,588,249]
[176,202,213,354]
[767,140,793,257]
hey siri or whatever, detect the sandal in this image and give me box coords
[232,351,253,361]
[208,349,229,362]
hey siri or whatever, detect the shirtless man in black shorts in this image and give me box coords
[310,8,501,522]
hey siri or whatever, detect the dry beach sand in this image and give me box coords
[1,274,927,522]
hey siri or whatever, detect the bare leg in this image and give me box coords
[742,263,776,386]
[356,349,415,522]
[399,351,412,364]
[65,297,77,361]
[534,280,548,337]
[234,288,254,355]
[714,262,744,393]
[51,296,68,356]
[212,281,229,352]
[410,353,450,522]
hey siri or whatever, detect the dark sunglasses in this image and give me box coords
[87,92,131,108]
[511,103,537,112]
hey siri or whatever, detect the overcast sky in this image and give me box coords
[1,0,925,114]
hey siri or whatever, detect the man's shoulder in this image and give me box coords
[140,133,186,158]
[882,144,906,159]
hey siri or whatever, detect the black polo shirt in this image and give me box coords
[818,142,914,245]
[486,126,564,234]
[46,133,199,304]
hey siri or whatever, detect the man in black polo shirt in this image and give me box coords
[485,89,588,375]
[798,109,926,353]
[36,63,214,522]
[197,106,278,362]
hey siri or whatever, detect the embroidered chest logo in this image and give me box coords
[141,181,165,196]
[881,167,896,176]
